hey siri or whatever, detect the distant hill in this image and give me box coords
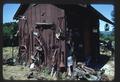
[100,31,113,36]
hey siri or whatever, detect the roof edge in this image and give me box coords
[13,4,29,20]
[88,5,114,25]
[13,4,114,25]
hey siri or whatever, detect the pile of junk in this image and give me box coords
[27,29,112,81]
[28,49,111,81]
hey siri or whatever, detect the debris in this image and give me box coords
[50,66,54,76]
[53,71,57,79]
[50,49,57,77]
[27,72,34,79]
[100,74,109,81]
[6,58,16,66]
[76,62,96,74]
[50,65,57,77]
[100,60,114,80]
[71,62,109,81]
[72,67,86,80]
[84,74,98,81]
[9,76,14,80]
[36,76,48,80]
[31,55,36,61]
[67,56,73,76]
[3,59,7,65]
[30,63,35,70]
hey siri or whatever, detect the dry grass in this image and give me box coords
[101,60,115,81]
[3,47,19,60]
[2,47,67,80]
[3,65,31,80]
[2,47,115,80]
[3,65,60,80]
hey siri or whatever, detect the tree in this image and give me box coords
[3,22,18,46]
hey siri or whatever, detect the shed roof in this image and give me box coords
[13,4,114,25]
[13,4,29,20]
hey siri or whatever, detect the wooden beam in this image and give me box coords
[89,0,114,4]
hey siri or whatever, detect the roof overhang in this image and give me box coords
[13,4,29,20]
[88,5,114,25]
[90,0,114,4]
[13,4,114,25]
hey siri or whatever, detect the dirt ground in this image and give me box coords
[101,59,115,80]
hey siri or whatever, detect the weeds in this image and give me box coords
[3,47,19,60]
[9,76,14,80]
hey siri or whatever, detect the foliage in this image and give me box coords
[3,22,18,36]
[3,22,18,46]
[100,31,115,41]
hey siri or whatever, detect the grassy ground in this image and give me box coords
[2,47,60,80]
[3,47,19,60]
[3,64,67,80]
[2,47,115,80]
[3,65,31,80]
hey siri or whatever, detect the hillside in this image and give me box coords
[100,31,113,36]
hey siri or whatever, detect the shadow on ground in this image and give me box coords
[87,55,110,70]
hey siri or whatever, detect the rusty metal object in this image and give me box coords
[59,52,65,68]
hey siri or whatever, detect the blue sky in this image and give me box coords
[3,4,114,31]
[3,4,20,23]
[91,4,114,31]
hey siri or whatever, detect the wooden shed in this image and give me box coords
[13,4,113,70]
